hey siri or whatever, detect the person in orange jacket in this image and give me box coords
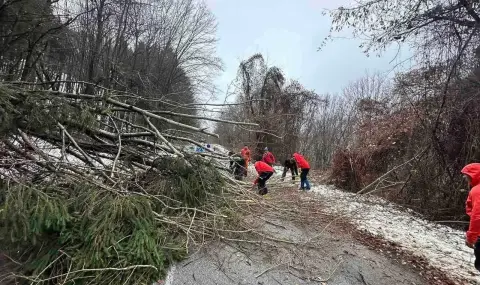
[461,163,480,271]
[253,160,274,195]
[240,145,251,176]
[293,152,310,191]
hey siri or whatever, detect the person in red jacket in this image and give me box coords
[240,145,251,176]
[262,147,276,167]
[293,152,310,191]
[253,161,274,195]
[462,163,480,271]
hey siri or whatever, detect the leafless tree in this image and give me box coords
[323,0,480,220]
[300,72,391,168]
[216,54,322,161]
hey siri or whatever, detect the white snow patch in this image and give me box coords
[164,264,176,285]
[152,264,175,285]
[311,184,479,284]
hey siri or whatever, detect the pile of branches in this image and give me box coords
[0,83,258,284]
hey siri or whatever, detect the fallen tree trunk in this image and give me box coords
[0,83,260,285]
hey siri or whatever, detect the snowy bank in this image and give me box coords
[312,185,479,284]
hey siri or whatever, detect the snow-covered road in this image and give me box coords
[311,185,479,284]
[160,161,479,284]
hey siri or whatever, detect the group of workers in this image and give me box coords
[226,154,480,273]
[229,146,311,195]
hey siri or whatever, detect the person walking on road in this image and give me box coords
[253,160,274,195]
[293,152,310,191]
[461,163,480,271]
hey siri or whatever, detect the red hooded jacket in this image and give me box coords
[241,147,251,160]
[253,161,274,185]
[262,151,276,165]
[293,153,310,169]
[254,161,273,174]
[462,163,480,244]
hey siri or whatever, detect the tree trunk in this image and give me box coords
[85,0,106,94]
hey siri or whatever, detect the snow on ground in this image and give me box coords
[311,184,480,284]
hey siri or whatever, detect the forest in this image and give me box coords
[1,0,480,284]
[216,0,480,224]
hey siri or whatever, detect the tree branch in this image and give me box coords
[143,114,184,158]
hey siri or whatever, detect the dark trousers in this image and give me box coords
[257,171,273,195]
[475,238,480,271]
[300,169,310,190]
[282,166,297,181]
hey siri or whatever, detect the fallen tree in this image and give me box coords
[0,83,258,284]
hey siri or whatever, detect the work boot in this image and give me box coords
[258,187,268,195]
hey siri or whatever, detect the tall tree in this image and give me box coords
[0,0,223,139]
[0,0,71,81]
[217,54,321,161]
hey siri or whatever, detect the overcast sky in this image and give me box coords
[205,0,413,102]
